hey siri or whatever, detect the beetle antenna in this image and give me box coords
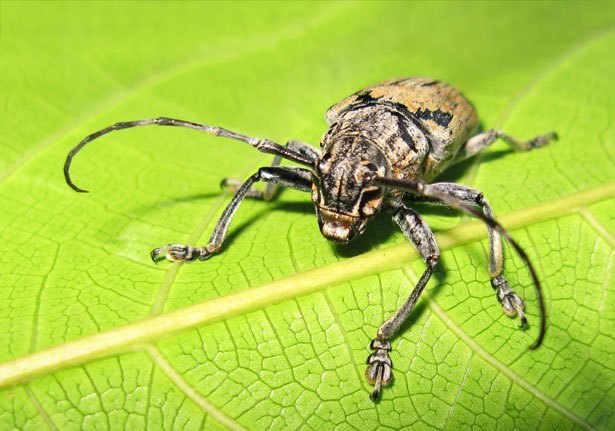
[64,117,316,193]
[372,176,546,349]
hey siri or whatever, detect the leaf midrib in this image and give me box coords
[0,182,612,389]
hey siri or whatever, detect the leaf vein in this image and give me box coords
[0,184,612,393]
[24,384,58,431]
[145,344,246,431]
[577,207,615,248]
[464,28,615,188]
[422,291,596,431]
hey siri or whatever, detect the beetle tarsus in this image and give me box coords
[492,275,528,328]
[150,244,210,263]
[527,131,558,150]
[365,339,393,401]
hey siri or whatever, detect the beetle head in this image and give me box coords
[311,138,387,243]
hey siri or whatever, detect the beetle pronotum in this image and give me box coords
[64,77,556,401]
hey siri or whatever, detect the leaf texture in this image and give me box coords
[0,2,613,430]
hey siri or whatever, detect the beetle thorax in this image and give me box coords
[312,136,387,243]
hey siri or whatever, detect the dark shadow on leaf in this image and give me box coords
[269,200,315,214]
[437,149,512,184]
[212,198,317,252]
[333,214,399,258]
[391,258,449,343]
[152,192,223,208]
[215,207,272,252]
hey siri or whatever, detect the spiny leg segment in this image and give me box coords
[372,175,546,351]
[404,183,527,326]
[221,140,320,201]
[457,129,557,161]
[366,204,439,401]
[151,166,313,262]
[64,117,317,193]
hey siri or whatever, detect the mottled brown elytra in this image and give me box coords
[64,77,556,401]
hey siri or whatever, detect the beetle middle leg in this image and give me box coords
[457,129,557,160]
[151,166,312,262]
[366,205,440,401]
[405,182,527,325]
[220,140,320,201]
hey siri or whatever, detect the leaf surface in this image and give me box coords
[0,2,613,430]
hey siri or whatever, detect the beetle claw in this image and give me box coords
[492,275,527,327]
[365,339,393,401]
[150,244,209,262]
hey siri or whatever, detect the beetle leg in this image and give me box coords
[457,129,557,161]
[151,166,312,263]
[407,183,528,326]
[220,140,320,201]
[64,118,317,193]
[371,175,546,349]
[366,205,439,401]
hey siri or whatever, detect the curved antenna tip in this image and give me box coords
[68,182,90,193]
[529,332,545,350]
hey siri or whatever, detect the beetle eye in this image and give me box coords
[318,153,332,173]
[362,162,378,172]
[320,152,333,163]
[360,188,382,216]
[358,161,379,183]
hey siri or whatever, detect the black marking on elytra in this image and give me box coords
[341,95,435,146]
[413,108,453,128]
[388,109,417,152]
[419,80,439,87]
[387,78,412,86]
[354,91,381,106]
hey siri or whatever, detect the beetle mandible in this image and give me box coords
[64,77,556,401]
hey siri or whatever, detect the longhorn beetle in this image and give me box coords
[64,77,556,401]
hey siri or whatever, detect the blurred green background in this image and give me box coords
[0,1,613,430]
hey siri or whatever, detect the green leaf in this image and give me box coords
[1,2,613,430]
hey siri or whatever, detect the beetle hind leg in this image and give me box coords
[365,339,393,401]
[458,129,557,161]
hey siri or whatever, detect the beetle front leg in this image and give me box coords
[366,205,440,401]
[220,140,320,201]
[151,166,312,262]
